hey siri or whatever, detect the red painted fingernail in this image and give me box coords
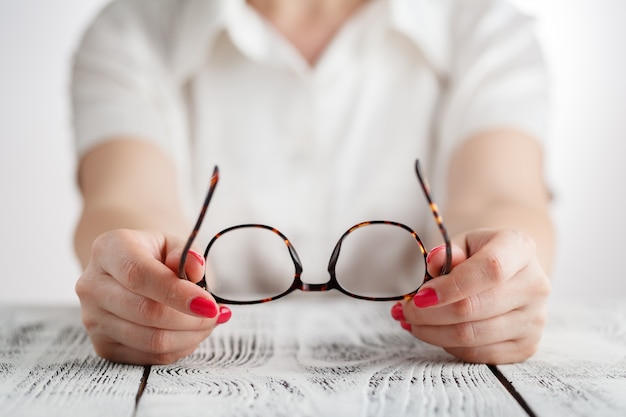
[217,306,232,324]
[413,288,439,308]
[426,245,446,264]
[400,321,412,331]
[188,250,205,266]
[391,303,405,321]
[190,297,217,318]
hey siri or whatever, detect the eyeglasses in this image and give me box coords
[178,160,451,304]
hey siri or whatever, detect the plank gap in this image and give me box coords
[488,365,537,417]
[134,365,152,414]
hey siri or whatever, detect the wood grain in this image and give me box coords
[137,294,527,417]
[0,306,143,417]
[497,299,626,417]
[3,297,624,417]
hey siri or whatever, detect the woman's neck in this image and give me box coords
[247,0,366,66]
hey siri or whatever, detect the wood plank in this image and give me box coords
[137,294,527,417]
[0,305,143,417]
[497,299,626,417]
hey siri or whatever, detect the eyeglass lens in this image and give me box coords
[206,222,427,303]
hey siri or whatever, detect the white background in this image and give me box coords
[1,0,625,305]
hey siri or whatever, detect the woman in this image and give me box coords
[72,0,554,365]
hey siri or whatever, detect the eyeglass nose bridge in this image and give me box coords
[297,281,334,292]
[293,273,363,299]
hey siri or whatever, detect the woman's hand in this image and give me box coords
[391,228,551,364]
[75,228,231,365]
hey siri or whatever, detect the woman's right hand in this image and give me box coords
[75,228,231,365]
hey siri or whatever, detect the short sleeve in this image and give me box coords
[70,0,188,163]
[433,0,550,194]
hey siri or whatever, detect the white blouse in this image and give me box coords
[71,0,549,281]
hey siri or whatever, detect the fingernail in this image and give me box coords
[188,250,205,266]
[426,245,446,264]
[400,321,412,331]
[413,288,439,308]
[190,297,217,318]
[391,303,405,321]
[217,306,232,324]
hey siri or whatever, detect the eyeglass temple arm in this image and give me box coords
[415,160,452,276]
[178,166,220,280]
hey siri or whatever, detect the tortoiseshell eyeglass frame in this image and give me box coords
[178,160,452,305]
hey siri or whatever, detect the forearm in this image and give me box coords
[73,139,190,269]
[443,130,555,275]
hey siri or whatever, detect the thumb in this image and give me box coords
[426,242,467,278]
[164,240,206,284]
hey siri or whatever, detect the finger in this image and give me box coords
[88,275,218,330]
[414,229,534,308]
[401,268,540,326]
[406,309,531,348]
[95,238,219,319]
[92,338,199,365]
[444,337,542,364]
[93,311,213,361]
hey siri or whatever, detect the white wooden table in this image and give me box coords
[1,294,625,417]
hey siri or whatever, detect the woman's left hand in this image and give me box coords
[391,228,551,364]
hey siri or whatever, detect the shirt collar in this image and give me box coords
[388,0,449,76]
[173,0,449,78]
[222,0,283,64]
